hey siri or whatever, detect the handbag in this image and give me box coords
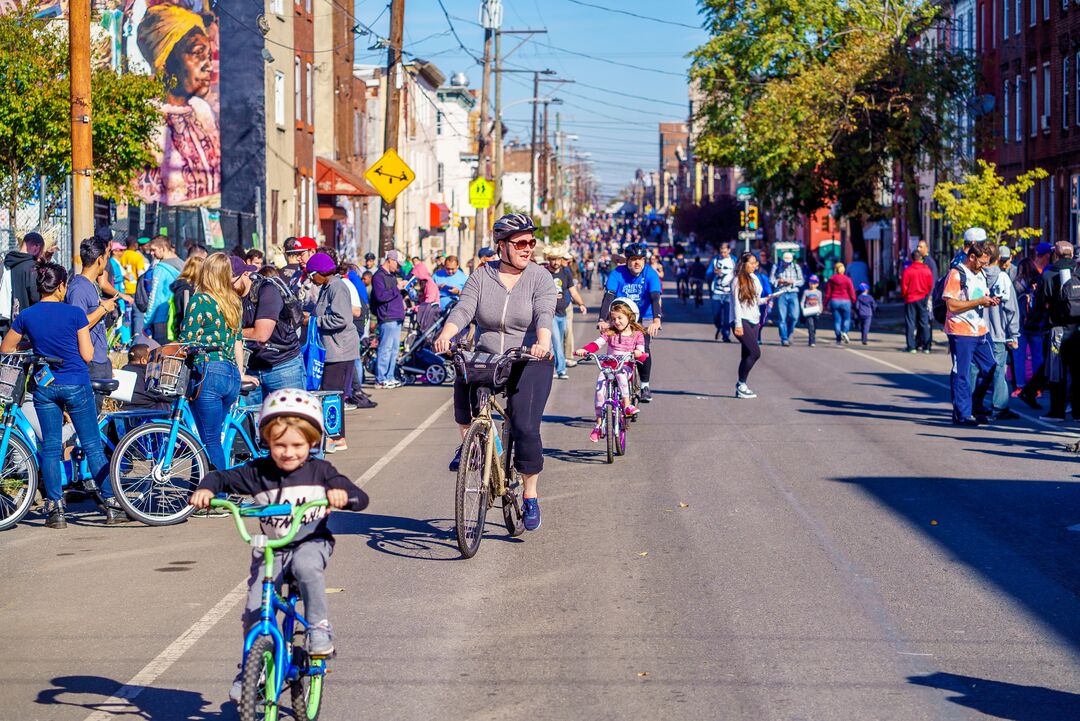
[453,350,514,389]
[302,317,326,391]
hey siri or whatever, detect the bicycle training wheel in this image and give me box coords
[0,434,38,531]
[455,422,489,558]
[241,635,278,721]
[290,658,324,721]
[501,439,525,537]
[110,422,207,526]
[604,405,615,464]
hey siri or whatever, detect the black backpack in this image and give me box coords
[249,273,304,331]
[931,267,968,325]
[1055,268,1080,322]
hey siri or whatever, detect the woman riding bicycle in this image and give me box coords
[0,262,124,528]
[434,213,557,531]
[179,252,254,470]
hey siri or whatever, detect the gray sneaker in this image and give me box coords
[735,382,757,399]
[229,672,243,702]
[308,621,334,656]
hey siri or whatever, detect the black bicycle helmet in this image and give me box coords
[493,213,537,242]
[623,242,648,258]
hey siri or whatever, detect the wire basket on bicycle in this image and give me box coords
[144,344,191,397]
[0,354,28,405]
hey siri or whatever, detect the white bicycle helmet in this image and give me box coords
[259,389,325,435]
[610,297,640,323]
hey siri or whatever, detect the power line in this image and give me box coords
[563,0,701,30]
[435,0,483,64]
[531,41,686,78]
[571,79,686,108]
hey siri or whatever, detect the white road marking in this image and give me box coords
[82,396,454,721]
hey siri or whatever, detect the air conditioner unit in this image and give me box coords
[1042,114,1052,131]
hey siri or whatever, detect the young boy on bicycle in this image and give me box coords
[189,389,368,701]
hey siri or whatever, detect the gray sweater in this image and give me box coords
[314,277,360,362]
[447,261,557,354]
[984,265,1019,344]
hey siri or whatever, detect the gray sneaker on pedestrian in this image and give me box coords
[308,621,334,656]
[229,671,243,702]
[735,382,757,399]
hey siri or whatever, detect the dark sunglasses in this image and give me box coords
[503,238,537,250]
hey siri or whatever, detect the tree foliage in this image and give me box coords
[690,0,974,222]
[932,161,1048,245]
[0,3,162,226]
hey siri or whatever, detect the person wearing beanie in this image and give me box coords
[800,274,823,346]
[307,252,362,444]
[855,282,877,345]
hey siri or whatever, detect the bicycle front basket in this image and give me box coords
[0,355,27,405]
[453,350,514,388]
[145,344,190,397]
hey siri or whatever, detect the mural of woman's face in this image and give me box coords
[167,29,212,101]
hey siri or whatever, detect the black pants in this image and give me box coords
[640,333,653,384]
[90,360,113,412]
[905,301,930,350]
[321,360,355,398]
[805,315,817,345]
[1027,327,1080,416]
[737,320,761,383]
[454,358,553,475]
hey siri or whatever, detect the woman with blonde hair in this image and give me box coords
[179,252,256,469]
[169,254,203,340]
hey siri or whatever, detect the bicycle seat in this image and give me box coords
[91,378,120,394]
[240,380,259,395]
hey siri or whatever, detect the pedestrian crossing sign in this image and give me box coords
[364,149,416,204]
[470,177,494,209]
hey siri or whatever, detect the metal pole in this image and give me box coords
[378,0,405,255]
[472,26,492,260]
[529,72,538,217]
[493,30,503,219]
[540,100,549,218]
[69,0,93,268]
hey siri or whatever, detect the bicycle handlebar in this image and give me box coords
[209,498,330,549]
[2,351,65,367]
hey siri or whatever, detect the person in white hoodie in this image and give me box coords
[732,251,764,399]
[976,246,1020,421]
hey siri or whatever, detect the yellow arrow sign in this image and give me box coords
[364,149,416,204]
[469,177,494,209]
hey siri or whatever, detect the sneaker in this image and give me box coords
[229,672,243,703]
[624,405,640,417]
[565,359,578,368]
[589,426,602,443]
[715,329,721,340]
[840,332,850,344]
[808,342,816,347]
[522,497,541,531]
[346,394,377,409]
[325,438,348,453]
[991,409,1020,421]
[308,621,334,656]
[901,348,917,353]
[448,444,463,472]
[953,416,981,427]
[44,499,66,529]
[103,499,128,526]
[556,371,569,380]
[922,348,932,354]
[861,340,868,345]
[735,382,757,399]
[639,385,652,403]
[1018,390,1041,409]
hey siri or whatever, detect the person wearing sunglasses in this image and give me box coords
[598,241,662,402]
[434,213,558,532]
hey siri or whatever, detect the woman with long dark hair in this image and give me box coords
[732,252,764,399]
[0,262,123,528]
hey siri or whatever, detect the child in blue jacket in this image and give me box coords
[855,282,877,345]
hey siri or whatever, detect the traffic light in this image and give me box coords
[747,206,759,230]
[740,211,746,228]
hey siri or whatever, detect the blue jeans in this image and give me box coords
[551,314,568,374]
[191,361,240,470]
[250,355,306,405]
[375,320,402,383]
[949,334,996,421]
[1013,332,1045,388]
[829,299,853,340]
[711,297,732,338]
[34,382,111,502]
[969,341,1010,414]
[775,292,800,342]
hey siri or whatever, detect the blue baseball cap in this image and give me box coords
[808,274,819,283]
[858,282,870,292]
[1036,242,1053,256]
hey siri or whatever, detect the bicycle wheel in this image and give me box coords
[290,657,324,721]
[110,422,207,526]
[240,635,279,721]
[0,434,38,531]
[501,439,525,537]
[604,404,615,464]
[614,406,626,456]
[455,422,489,558]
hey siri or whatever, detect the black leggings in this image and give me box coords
[321,360,355,397]
[454,358,554,475]
[640,333,653,384]
[737,320,761,383]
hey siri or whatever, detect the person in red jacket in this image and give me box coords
[824,261,857,344]
[901,250,934,352]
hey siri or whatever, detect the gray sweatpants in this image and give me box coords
[242,538,333,637]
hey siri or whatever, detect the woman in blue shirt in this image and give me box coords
[0,262,123,529]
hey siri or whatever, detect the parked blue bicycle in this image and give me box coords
[108,343,265,526]
[212,497,330,721]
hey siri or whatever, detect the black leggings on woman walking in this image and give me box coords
[737,320,761,383]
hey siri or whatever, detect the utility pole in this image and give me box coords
[541,99,551,218]
[70,0,93,266]
[529,71,539,218]
[491,29,546,219]
[378,0,405,255]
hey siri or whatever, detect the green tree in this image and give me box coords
[546,220,572,243]
[0,4,162,230]
[932,160,1048,246]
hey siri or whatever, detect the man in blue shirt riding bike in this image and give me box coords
[598,242,662,402]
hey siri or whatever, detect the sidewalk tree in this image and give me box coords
[932,161,1048,246]
[0,4,161,229]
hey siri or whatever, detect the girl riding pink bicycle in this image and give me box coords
[575,299,647,442]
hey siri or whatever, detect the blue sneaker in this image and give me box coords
[522,497,541,531]
[449,444,463,472]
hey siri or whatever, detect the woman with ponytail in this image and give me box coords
[731,252,764,399]
[0,262,124,528]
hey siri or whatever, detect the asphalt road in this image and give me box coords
[4,288,1080,721]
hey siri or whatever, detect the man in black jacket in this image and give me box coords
[3,231,45,328]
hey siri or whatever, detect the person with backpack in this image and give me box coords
[706,243,735,341]
[1,231,46,331]
[1018,241,1080,418]
[942,239,1000,425]
[241,260,307,403]
[145,236,184,344]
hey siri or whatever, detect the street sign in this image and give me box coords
[469,177,494,208]
[736,185,754,198]
[738,230,755,240]
[364,149,415,204]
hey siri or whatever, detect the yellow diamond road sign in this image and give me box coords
[364,149,415,204]
[470,177,494,209]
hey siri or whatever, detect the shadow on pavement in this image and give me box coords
[833,475,1080,652]
[543,446,608,465]
[908,672,1080,721]
[328,512,521,561]
[37,675,231,719]
[543,414,594,429]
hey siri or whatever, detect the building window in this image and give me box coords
[1065,56,1071,129]
[436,110,443,136]
[1003,0,1009,39]
[306,62,313,124]
[1030,0,1036,25]
[1015,0,1021,32]
[274,71,285,126]
[1016,74,1023,140]
[353,110,361,157]
[968,9,975,48]
[437,162,445,193]
[1030,67,1038,136]
[294,57,301,120]
[1044,62,1051,131]
[271,0,283,15]
[1044,0,1050,19]
[1004,78,1010,142]
[1071,175,1079,246]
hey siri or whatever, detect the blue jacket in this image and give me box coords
[146,257,183,325]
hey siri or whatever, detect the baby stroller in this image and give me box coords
[362,303,457,385]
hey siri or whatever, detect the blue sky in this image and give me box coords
[353,0,708,201]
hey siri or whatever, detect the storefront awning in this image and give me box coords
[318,205,347,221]
[316,157,377,196]
[429,202,450,229]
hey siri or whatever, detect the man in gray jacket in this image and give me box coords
[976,246,1020,421]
